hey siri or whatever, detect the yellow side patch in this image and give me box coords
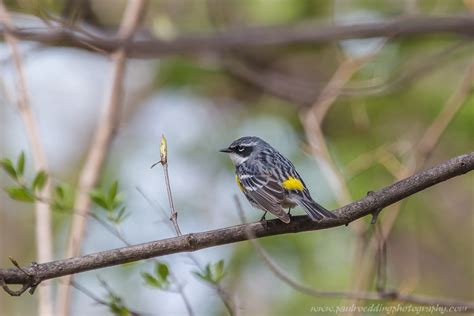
[281,177,305,190]
[235,175,244,192]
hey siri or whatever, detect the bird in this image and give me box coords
[220,136,336,223]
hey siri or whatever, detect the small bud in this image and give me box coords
[160,134,168,165]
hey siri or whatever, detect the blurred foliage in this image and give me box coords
[90,181,129,224]
[193,259,227,285]
[141,261,171,290]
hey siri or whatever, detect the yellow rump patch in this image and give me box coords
[235,175,244,192]
[281,177,304,190]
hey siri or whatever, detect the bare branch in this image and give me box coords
[0,151,472,290]
[56,1,148,315]
[0,2,53,315]
[1,15,473,57]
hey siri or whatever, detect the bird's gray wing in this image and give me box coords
[239,173,290,223]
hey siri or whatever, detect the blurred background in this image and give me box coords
[0,0,473,315]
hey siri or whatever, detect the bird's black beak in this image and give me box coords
[220,147,233,153]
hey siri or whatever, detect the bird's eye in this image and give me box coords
[237,146,245,152]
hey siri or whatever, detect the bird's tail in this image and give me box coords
[298,197,336,221]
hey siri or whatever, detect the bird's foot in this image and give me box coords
[260,212,268,228]
[287,208,292,219]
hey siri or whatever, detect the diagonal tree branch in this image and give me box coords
[56,1,148,315]
[0,15,473,57]
[234,196,474,312]
[0,151,472,291]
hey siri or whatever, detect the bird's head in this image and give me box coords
[220,136,266,166]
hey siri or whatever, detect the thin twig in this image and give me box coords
[168,272,195,316]
[341,41,471,96]
[223,41,471,107]
[301,42,388,308]
[0,2,53,315]
[374,222,387,293]
[233,196,474,312]
[186,254,237,316]
[70,280,108,306]
[417,62,474,161]
[56,1,148,315]
[312,41,387,125]
[151,135,182,236]
[138,187,233,315]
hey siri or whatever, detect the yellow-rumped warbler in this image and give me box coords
[221,136,336,223]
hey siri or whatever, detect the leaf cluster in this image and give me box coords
[141,262,170,290]
[89,181,129,224]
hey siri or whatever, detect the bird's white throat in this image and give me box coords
[228,153,248,166]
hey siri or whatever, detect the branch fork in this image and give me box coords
[0,257,40,296]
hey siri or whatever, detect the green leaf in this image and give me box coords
[108,181,118,203]
[192,260,226,284]
[108,295,131,316]
[114,192,126,205]
[214,260,226,282]
[192,270,213,283]
[17,152,25,176]
[205,264,212,280]
[55,185,65,199]
[89,189,109,210]
[113,207,129,224]
[5,186,35,202]
[51,184,74,212]
[141,272,162,288]
[32,171,48,192]
[0,158,17,179]
[155,262,169,282]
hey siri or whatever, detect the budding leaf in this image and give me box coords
[0,158,17,179]
[108,295,131,316]
[160,134,167,164]
[5,186,35,202]
[156,262,169,282]
[192,270,213,284]
[89,189,109,210]
[141,272,162,288]
[109,181,118,203]
[32,171,48,192]
[193,260,227,284]
[17,152,25,176]
[55,185,65,199]
[214,260,226,282]
[51,184,74,212]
